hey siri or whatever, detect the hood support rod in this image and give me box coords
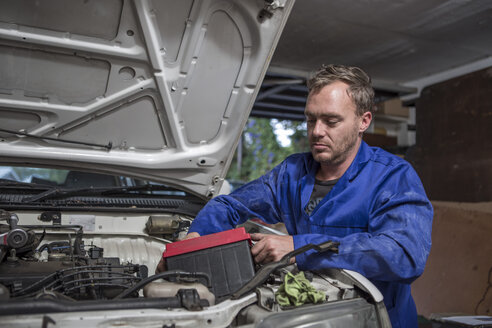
[0,128,112,150]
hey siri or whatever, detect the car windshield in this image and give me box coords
[0,165,205,218]
[0,165,186,195]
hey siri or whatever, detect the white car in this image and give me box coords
[0,0,390,327]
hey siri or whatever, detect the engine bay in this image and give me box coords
[0,209,388,327]
[0,210,148,304]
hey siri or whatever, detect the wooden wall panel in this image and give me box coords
[407,67,492,201]
[412,202,492,317]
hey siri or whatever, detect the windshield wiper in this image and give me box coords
[0,179,53,189]
[22,184,183,203]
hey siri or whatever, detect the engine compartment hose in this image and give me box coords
[115,270,211,299]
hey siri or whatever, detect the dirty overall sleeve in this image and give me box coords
[188,162,286,235]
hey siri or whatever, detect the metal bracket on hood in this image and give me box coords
[258,0,287,23]
[265,0,287,9]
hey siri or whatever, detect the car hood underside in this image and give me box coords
[0,0,294,198]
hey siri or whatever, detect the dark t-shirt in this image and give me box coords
[304,178,339,215]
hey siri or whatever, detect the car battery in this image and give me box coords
[163,227,255,300]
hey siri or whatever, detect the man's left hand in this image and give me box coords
[250,233,294,264]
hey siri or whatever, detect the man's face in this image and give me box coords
[305,81,366,165]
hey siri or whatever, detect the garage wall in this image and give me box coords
[407,67,492,202]
[412,202,492,316]
[407,67,492,317]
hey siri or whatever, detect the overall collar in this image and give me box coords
[346,140,373,181]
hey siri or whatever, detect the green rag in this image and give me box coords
[275,271,325,307]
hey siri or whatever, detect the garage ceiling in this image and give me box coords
[272,0,492,90]
[253,0,492,119]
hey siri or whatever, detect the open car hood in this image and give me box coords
[0,0,294,198]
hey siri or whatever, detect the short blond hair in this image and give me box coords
[307,64,375,116]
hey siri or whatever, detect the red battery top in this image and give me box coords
[162,227,252,258]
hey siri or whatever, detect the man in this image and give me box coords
[158,64,433,328]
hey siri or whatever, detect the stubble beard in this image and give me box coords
[311,124,360,166]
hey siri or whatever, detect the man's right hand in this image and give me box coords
[155,232,201,274]
[250,233,294,264]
